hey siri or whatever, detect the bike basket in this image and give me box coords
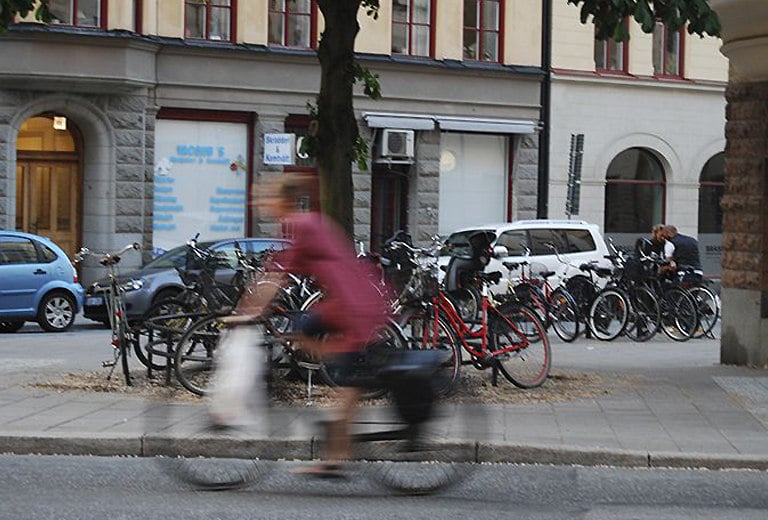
[400,269,439,304]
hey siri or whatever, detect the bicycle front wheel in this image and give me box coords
[588,288,629,341]
[490,304,551,388]
[174,314,223,395]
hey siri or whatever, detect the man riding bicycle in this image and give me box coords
[226,174,389,478]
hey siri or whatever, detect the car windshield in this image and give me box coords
[143,241,217,269]
[441,229,496,257]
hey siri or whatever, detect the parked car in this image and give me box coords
[0,231,84,332]
[82,237,289,324]
[439,220,612,293]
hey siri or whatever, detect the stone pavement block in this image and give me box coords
[0,433,142,456]
[477,443,649,467]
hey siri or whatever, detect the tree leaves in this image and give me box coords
[567,0,721,41]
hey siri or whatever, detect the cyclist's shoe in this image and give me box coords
[291,463,348,480]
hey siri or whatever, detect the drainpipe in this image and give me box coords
[537,0,552,219]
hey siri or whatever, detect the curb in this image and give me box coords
[2,434,768,472]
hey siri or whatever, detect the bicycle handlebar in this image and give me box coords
[75,242,141,266]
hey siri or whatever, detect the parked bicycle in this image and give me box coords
[75,242,142,385]
[389,233,551,394]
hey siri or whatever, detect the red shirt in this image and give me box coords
[276,213,389,353]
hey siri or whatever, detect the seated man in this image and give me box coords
[662,225,703,285]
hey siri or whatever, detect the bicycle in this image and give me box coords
[75,242,142,385]
[501,257,580,343]
[158,315,486,495]
[390,237,551,393]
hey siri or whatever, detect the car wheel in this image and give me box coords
[37,292,76,332]
[0,320,25,333]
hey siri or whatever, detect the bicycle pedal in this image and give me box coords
[296,361,321,370]
[102,361,116,368]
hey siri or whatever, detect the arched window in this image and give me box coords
[698,152,724,234]
[604,148,665,234]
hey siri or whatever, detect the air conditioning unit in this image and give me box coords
[376,129,415,163]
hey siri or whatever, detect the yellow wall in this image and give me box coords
[506,0,542,67]
[107,0,133,31]
[551,1,593,71]
[156,0,184,39]
[356,0,389,54]
[239,0,268,45]
[686,35,728,82]
[435,0,463,60]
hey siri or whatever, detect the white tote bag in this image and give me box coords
[208,325,266,428]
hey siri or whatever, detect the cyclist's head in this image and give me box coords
[259,173,307,220]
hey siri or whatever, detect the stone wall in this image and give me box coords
[721,81,768,290]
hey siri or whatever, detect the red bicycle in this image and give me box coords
[391,238,551,394]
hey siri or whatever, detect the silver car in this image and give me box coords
[82,238,288,324]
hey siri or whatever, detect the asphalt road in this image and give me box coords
[0,454,766,520]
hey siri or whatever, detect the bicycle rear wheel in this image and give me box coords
[550,287,580,342]
[588,288,629,341]
[133,298,199,371]
[660,287,697,341]
[688,286,719,339]
[624,286,660,342]
[490,304,551,388]
[174,314,223,395]
[356,395,487,495]
[397,307,462,396]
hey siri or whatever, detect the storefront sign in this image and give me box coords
[264,133,295,165]
[153,119,248,256]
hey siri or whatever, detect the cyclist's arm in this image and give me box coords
[223,271,287,324]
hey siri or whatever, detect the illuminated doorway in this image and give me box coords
[15,115,82,259]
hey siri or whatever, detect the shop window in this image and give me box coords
[653,21,684,77]
[698,152,724,234]
[604,148,665,234]
[463,0,502,63]
[185,0,236,41]
[48,0,105,28]
[269,0,316,49]
[392,0,433,57]
[594,24,627,72]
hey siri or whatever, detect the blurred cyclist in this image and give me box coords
[227,174,389,478]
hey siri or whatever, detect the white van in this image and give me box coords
[439,220,612,293]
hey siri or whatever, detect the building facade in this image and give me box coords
[0,1,730,285]
[0,0,545,283]
[548,3,728,277]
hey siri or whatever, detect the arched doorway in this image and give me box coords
[698,152,725,278]
[604,147,666,249]
[15,114,82,259]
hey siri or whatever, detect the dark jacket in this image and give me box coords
[669,233,702,270]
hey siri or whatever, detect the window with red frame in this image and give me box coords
[463,0,502,62]
[594,27,627,72]
[48,0,106,28]
[268,0,316,48]
[392,0,433,57]
[652,21,683,77]
[185,0,236,41]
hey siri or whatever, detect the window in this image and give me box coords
[564,229,596,253]
[463,0,502,62]
[269,0,316,48]
[653,22,683,77]
[48,0,104,28]
[604,148,665,234]
[392,0,433,57]
[698,153,725,234]
[594,26,627,72]
[185,0,235,41]
[0,237,39,265]
[496,230,528,256]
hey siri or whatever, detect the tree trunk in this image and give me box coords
[316,0,362,237]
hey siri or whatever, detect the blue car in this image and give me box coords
[0,231,84,333]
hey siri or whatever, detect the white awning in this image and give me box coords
[435,116,537,134]
[362,112,538,134]
[362,112,436,130]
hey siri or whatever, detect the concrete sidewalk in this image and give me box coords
[1,327,768,470]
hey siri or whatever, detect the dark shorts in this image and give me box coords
[293,311,360,387]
